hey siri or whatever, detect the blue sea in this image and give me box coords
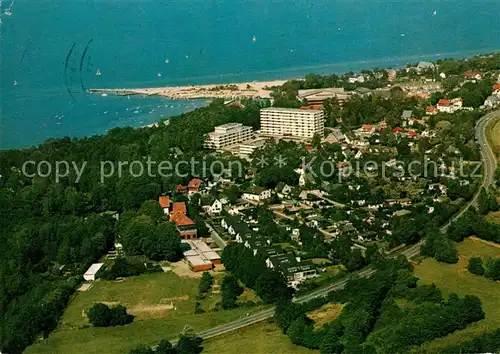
[1,0,499,150]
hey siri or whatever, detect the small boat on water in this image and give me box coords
[13,80,17,86]
[4,9,12,16]
[95,69,102,76]
[157,72,162,77]
[101,93,108,97]
[165,59,170,64]
[252,35,256,42]
[433,10,437,16]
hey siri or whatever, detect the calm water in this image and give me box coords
[1,0,500,149]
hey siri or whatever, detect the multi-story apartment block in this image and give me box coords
[260,107,324,139]
[204,123,253,149]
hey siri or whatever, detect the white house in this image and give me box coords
[206,199,222,215]
[484,95,500,108]
[242,186,271,201]
[84,263,104,281]
[437,98,463,113]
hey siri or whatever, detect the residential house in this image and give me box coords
[464,70,483,81]
[276,182,293,199]
[176,184,188,194]
[484,95,500,108]
[492,83,500,95]
[207,199,223,215]
[361,124,375,136]
[425,106,439,115]
[242,186,271,202]
[437,98,463,113]
[416,61,435,73]
[265,253,317,286]
[170,202,197,239]
[188,178,202,195]
[159,196,170,214]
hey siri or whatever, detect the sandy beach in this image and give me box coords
[89,80,288,101]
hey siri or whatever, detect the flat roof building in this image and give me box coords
[297,88,352,105]
[84,263,104,281]
[260,107,324,139]
[183,240,221,272]
[204,123,253,150]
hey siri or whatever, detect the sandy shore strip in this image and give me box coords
[89,80,288,100]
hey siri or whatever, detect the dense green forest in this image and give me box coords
[0,100,262,353]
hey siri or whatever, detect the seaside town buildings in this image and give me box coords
[260,107,325,139]
[297,88,352,105]
[204,123,254,149]
[436,98,463,113]
[158,196,198,239]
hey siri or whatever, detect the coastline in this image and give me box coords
[88,80,288,101]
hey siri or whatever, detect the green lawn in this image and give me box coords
[414,237,500,351]
[26,272,265,354]
[60,272,199,327]
[203,321,318,354]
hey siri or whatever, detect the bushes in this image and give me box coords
[127,328,204,354]
[220,274,243,309]
[468,257,485,275]
[87,303,134,327]
[99,257,161,280]
[439,329,500,354]
[421,229,458,264]
[197,272,213,299]
[221,244,292,304]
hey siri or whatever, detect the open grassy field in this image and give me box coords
[486,210,500,224]
[61,272,199,327]
[26,272,265,354]
[414,237,500,351]
[203,321,318,354]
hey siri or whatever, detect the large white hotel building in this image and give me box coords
[259,107,324,139]
[204,123,253,149]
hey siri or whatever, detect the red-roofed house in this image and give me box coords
[172,202,187,215]
[376,121,387,131]
[362,124,374,135]
[493,84,500,94]
[176,184,188,194]
[159,196,170,214]
[464,70,483,80]
[407,130,418,139]
[426,106,438,115]
[188,178,202,195]
[392,127,404,135]
[170,212,197,239]
[437,98,462,113]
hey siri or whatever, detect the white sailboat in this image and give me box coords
[13,80,17,86]
[433,10,437,16]
[157,72,162,77]
[165,59,169,64]
[95,69,102,76]
[252,35,257,42]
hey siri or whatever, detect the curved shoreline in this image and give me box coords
[88,80,288,101]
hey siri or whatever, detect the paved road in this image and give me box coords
[193,110,500,342]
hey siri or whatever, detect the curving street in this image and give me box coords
[194,109,500,342]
